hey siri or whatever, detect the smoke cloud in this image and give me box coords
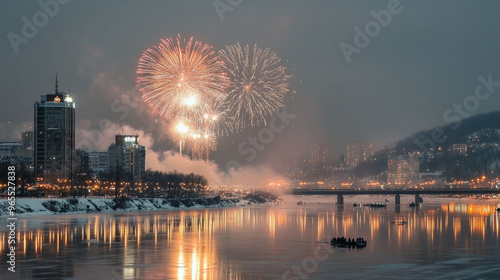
[76,121,287,186]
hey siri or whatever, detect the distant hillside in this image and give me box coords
[392,110,500,152]
[354,110,500,179]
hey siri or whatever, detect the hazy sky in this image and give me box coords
[2,0,500,172]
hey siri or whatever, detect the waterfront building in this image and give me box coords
[34,76,75,180]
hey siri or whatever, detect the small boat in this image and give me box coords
[409,202,416,207]
[353,203,358,207]
[297,201,305,206]
[369,203,387,208]
[330,237,367,247]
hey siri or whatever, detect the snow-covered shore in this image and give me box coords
[0,195,278,217]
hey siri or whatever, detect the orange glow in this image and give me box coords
[10,202,500,278]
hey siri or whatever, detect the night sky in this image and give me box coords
[2,1,500,180]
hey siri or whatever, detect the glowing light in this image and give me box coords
[218,43,291,131]
[176,122,190,134]
[137,35,229,123]
[182,95,198,107]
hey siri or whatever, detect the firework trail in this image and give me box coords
[170,117,217,160]
[188,129,218,161]
[218,43,291,131]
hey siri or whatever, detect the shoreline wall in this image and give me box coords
[0,195,276,217]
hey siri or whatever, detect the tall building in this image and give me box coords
[108,135,146,182]
[387,154,420,186]
[310,144,320,163]
[346,143,363,166]
[310,144,330,164]
[321,146,329,163]
[362,143,377,162]
[346,142,377,166]
[34,77,75,180]
[88,151,110,174]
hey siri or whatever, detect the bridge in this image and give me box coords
[289,188,500,206]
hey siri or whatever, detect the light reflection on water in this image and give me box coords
[1,198,500,279]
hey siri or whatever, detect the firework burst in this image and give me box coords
[218,43,291,131]
[202,102,234,136]
[137,37,292,160]
[137,35,229,124]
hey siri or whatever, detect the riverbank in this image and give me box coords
[0,193,280,216]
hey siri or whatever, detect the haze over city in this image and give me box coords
[2,1,500,185]
[3,2,500,280]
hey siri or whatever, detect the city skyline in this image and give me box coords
[2,1,500,173]
[2,3,500,279]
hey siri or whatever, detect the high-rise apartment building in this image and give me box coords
[346,142,378,166]
[108,135,146,182]
[310,144,330,164]
[88,151,110,174]
[387,154,420,186]
[346,143,363,166]
[34,77,75,179]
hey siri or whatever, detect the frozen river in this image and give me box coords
[2,195,500,279]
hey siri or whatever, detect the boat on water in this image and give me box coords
[297,201,305,206]
[409,202,416,207]
[330,237,367,247]
[367,202,387,208]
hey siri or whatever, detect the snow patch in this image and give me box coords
[0,195,278,217]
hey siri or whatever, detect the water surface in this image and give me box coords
[1,195,500,279]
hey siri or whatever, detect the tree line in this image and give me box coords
[0,161,209,199]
